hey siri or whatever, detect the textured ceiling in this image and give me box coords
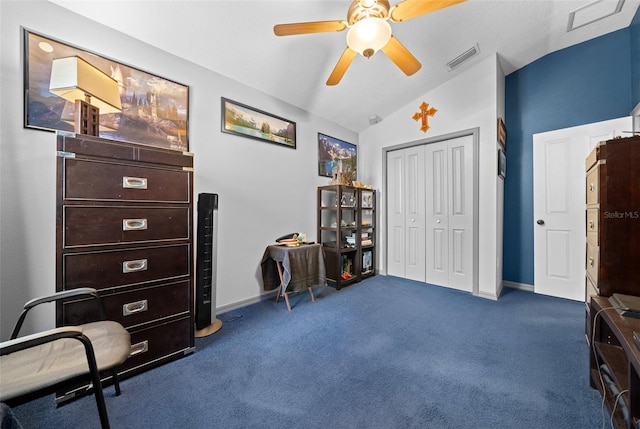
[51,0,639,132]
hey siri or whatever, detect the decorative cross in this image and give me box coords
[412,102,437,133]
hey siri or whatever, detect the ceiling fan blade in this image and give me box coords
[389,0,467,22]
[326,47,358,86]
[274,20,347,36]
[381,35,422,76]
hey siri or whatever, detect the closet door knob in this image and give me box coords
[537,219,545,225]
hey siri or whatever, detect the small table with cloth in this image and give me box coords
[260,243,327,311]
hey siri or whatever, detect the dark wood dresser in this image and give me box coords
[55,133,194,402]
[585,135,640,300]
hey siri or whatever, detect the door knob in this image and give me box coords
[436,219,441,223]
[537,219,545,225]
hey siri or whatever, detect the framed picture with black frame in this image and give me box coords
[24,29,189,150]
[498,148,506,179]
[318,132,357,178]
[221,97,296,149]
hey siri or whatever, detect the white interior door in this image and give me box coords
[533,117,631,301]
[386,147,426,281]
[425,136,473,292]
[425,142,448,286]
[387,150,405,278]
[405,146,426,281]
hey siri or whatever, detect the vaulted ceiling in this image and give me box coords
[51,0,639,132]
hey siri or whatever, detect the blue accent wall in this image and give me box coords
[632,9,640,105]
[503,23,636,286]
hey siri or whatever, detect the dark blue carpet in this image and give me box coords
[12,276,602,428]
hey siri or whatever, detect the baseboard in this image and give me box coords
[217,279,534,314]
[216,289,279,315]
[503,281,534,292]
[476,290,499,301]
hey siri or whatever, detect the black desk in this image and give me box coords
[261,243,326,311]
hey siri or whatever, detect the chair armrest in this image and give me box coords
[23,288,98,310]
[11,288,105,340]
[1,326,83,356]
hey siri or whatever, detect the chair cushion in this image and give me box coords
[0,321,130,401]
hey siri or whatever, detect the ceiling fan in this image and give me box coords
[273,0,467,86]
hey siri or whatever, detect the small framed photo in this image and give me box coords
[318,133,357,178]
[498,148,506,179]
[497,117,507,151]
[221,97,296,149]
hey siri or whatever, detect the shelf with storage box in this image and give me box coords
[589,296,640,429]
[55,133,194,403]
[317,185,376,289]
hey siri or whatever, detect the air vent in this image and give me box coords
[567,0,624,32]
[446,44,480,71]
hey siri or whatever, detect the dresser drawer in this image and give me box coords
[586,208,599,245]
[62,280,190,328]
[122,317,193,373]
[586,241,599,286]
[586,165,600,206]
[63,206,190,247]
[62,158,191,203]
[60,135,193,168]
[585,143,602,171]
[62,244,190,290]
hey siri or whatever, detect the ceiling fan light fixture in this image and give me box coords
[359,0,377,8]
[347,17,392,58]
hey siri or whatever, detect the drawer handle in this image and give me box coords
[589,182,594,192]
[123,218,148,231]
[122,176,148,190]
[589,257,595,267]
[122,259,148,273]
[588,220,594,230]
[123,299,148,316]
[130,340,149,357]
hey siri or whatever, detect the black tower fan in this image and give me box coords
[195,193,222,335]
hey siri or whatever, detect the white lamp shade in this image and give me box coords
[49,56,122,113]
[346,18,392,56]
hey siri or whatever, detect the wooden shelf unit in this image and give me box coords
[317,185,376,289]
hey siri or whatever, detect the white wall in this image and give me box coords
[495,57,506,297]
[358,54,504,299]
[0,1,356,338]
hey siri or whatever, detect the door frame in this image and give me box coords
[382,127,480,295]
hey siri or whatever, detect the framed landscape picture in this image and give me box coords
[318,133,357,178]
[221,97,296,149]
[24,29,189,150]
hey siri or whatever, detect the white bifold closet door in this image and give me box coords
[425,136,473,292]
[387,134,473,292]
[387,146,426,281]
